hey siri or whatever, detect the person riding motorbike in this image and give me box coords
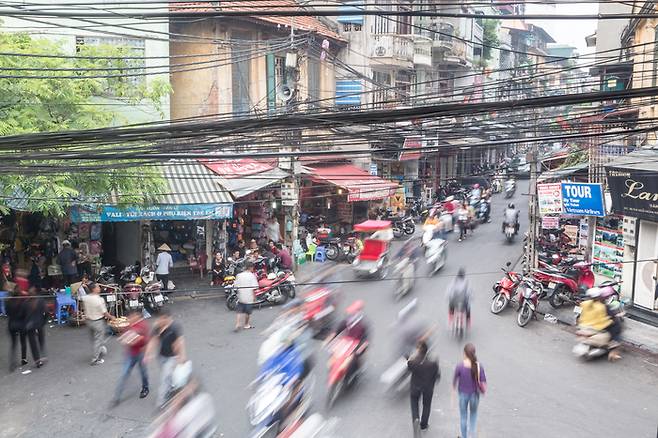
[325,300,369,383]
[577,287,621,360]
[447,268,472,326]
[502,203,520,235]
[470,184,482,201]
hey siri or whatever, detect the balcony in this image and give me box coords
[432,20,456,52]
[413,37,432,67]
[370,34,413,69]
[440,39,470,68]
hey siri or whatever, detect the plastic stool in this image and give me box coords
[314,246,327,262]
[297,254,306,265]
[56,292,77,324]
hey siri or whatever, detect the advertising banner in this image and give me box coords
[560,182,605,217]
[537,183,563,215]
[72,204,233,222]
[606,167,658,221]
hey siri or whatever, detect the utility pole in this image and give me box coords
[525,108,540,273]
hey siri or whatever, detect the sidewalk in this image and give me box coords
[539,302,658,355]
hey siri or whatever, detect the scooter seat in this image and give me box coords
[258,278,277,288]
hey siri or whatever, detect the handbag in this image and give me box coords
[476,363,486,394]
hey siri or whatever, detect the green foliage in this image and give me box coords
[482,19,500,62]
[0,32,170,216]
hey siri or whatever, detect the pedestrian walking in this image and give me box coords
[82,282,115,365]
[25,286,46,366]
[453,343,487,438]
[57,240,78,286]
[7,288,27,371]
[155,244,173,291]
[233,261,258,331]
[407,340,440,434]
[111,310,150,406]
[146,309,187,407]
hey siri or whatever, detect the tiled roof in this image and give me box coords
[172,1,342,41]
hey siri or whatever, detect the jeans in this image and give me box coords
[410,387,433,429]
[458,392,480,438]
[87,319,107,361]
[157,356,177,406]
[114,353,149,401]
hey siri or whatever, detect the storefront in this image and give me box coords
[202,159,290,250]
[606,150,658,318]
[300,163,398,233]
[72,161,234,271]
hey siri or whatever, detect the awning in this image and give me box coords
[303,164,398,202]
[202,159,290,199]
[537,163,588,183]
[162,161,233,205]
[336,79,362,106]
[400,136,422,161]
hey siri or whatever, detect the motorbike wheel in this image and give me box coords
[226,294,238,311]
[403,222,416,235]
[549,286,567,309]
[285,284,296,299]
[517,303,532,327]
[393,226,403,239]
[490,293,509,314]
[326,244,339,261]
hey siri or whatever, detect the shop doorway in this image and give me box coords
[634,221,658,310]
[101,222,141,267]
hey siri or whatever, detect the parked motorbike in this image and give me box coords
[516,277,544,327]
[490,262,522,314]
[96,265,117,284]
[226,271,296,311]
[326,335,362,408]
[326,236,358,263]
[533,261,594,308]
[391,216,415,238]
[140,266,166,312]
[393,257,415,300]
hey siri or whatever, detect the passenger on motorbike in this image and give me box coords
[578,288,621,360]
[326,300,370,382]
[448,268,472,325]
[502,203,520,235]
[470,184,482,201]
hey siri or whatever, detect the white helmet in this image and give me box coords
[586,287,602,298]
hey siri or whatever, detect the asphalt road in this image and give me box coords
[1,184,658,438]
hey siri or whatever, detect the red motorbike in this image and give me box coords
[326,335,361,408]
[533,261,594,309]
[490,262,522,314]
[302,287,337,338]
[225,271,296,311]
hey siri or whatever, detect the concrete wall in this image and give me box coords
[596,2,631,61]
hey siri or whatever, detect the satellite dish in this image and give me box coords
[278,84,295,102]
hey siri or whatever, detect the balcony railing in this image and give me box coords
[370,34,414,67]
[414,39,432,67]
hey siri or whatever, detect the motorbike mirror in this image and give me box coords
[506,261,511,267]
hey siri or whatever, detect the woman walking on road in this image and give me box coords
[453,343,486,438]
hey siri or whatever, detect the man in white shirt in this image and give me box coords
[156,244,174,291]
[82,282,115,365]
[233,261,259,331]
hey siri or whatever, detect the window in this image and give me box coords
[373,15,390,34]
[653,27,658,88]
[231,33,252,116]
[307,53,321,108]
[75,35,145,93]
[266,54,286,112]
[397,3,412,35]
[372,71,391,108]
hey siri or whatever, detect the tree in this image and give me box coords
[482,19,500,64]
[0,32,170,216]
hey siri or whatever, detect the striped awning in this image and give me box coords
[336,79,362,105]
[161,161,233,204]
[337,2,364,24]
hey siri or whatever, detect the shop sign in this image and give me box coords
[72,204,233,222]
[537,183,563,215]
[348,187,394,202]
[561,182,605,217]
[202,159,277,178]
[607,167,658,221]
[541,216,559,229]
[369,163,378,176]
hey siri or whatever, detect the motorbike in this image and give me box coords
[140,266,166,312]
[247,345,311,438]
[533,261,594,308]
[490,262,522,314]
[573,282,624,360]
[118,264,144,313]
[476,200,490,223]
[302,287,337,338]
[504,181,516,199]
[326,236,358,263]
[96,265,117,284]
[504,222,516,243]
[226,271,296,311]
[516,277,544,327]
[352,220,392,278]
[391,216,415,238]
[326,335,362,408]
[424,234,447,275]
[277,413,337,438]
[492,178,502,193]
[393,256,415,300]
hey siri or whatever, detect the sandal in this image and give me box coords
[243,325,254,329]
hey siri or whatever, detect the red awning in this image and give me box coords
[201,158,277,178]
[400,136,422,161]
[304,164,398,202]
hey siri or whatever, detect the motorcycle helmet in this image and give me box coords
[586,287,602,298]
[267,272,277,280]
[474,184,480,189]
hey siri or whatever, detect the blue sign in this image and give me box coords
[560,182,605,217]
[72,203,233,222]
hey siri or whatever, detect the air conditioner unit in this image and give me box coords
[374,46,387,57]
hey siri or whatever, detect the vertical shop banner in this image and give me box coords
[560,182,605,217]
[537,183,563,215]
